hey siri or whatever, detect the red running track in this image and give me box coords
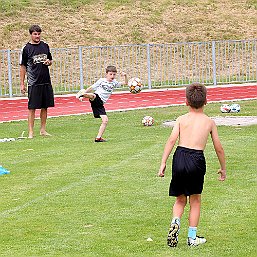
[0,84,256,123]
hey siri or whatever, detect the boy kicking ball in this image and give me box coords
[158,82,226,247]
[76,65,128,142]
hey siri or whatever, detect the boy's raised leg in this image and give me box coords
[76,89,87,100]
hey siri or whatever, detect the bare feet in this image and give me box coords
[28,132,34,139]
[40,131,52,136]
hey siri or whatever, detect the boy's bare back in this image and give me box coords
[158,83,226,180]
[177,109,214,150]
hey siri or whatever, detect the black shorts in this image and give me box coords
[28,84,54,109]
[169,146,206,197]
[90,94,106,118]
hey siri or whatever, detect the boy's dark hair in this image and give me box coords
[29,25,42,34]
[186,82,207,109]
[106,65,117,73]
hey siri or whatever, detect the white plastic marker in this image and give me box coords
[0,138,15,142]
[0,131,27,143]
[147,237,153,242]
[17,131,27,139]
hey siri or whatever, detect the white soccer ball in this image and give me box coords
[128,77,142,94]
[220,104,231,113]
[230,104,240,113]
[142,116,154,126]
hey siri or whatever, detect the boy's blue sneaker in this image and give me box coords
[187,236,207,246]
[0,166,10,176]
[167,222,180,247]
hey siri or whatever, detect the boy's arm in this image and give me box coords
[210,121,226,181]
[120,72,128,85]
[20,64,27,94]
[158,119,180,177]
[43,59,53,66]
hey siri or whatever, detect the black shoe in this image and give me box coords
[167,223,179,247]
[95,137,107,142]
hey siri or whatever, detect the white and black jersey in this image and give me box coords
[91,78,122,103]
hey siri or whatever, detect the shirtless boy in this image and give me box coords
[158,82,226,247]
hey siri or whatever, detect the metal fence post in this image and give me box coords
[78,46,84,89]
[7,49,13,97]
[211,41,217,86]
[146,44,152,89]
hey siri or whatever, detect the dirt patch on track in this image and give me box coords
[163,116,257,127]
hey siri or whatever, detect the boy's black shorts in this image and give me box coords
[90,94,106,118]
[169,146,206,197]
[28,84,54,109]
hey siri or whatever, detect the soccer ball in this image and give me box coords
[230,104,240,113]
[128,77,142,94]
[220,104,231,113]
[142,116,154,126]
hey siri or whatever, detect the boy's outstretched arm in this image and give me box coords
[210,121,226,181]
[120,72,128,85]
[158,119,180,177]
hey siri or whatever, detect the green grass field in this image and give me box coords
[0,100,257,257]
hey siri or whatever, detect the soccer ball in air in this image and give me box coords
[142,116,154,126]
[220,104,231,113]
[230,104,240,113]
[128,77,142,94]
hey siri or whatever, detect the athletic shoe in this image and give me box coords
[0,166,10,176]
[167,223,180,247]
[76,89,87,100]
[95,137,107,142]
[187,236,207,246]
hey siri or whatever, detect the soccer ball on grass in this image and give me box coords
[220,104,231,113]
[142,116,154,126]
[128,77,142,94]
[230,104,240,113]
[220,103,240,113]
